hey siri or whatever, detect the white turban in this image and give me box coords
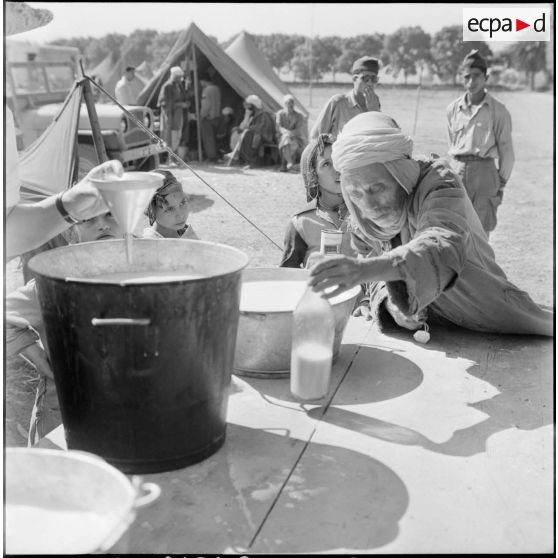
[283,94,295,104]
[170,66,184,77]
[245,94,263,109]
[332,112,413,172]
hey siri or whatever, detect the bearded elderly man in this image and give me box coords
[310,56,381,141]
[308,112,552,337]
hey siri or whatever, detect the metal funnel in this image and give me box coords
[90,171,163,235]
[90,171,163,263]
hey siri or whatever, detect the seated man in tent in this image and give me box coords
[226,95,277,168]
[276,94,307,172]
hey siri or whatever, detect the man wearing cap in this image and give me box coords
[446,50,514,235]
[4,1,118,259]
[310,56,381,140]
[158,66,189,157]
[199,71,222,162]
[114,66,143,105]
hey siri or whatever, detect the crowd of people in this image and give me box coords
[4,1,553,447]
[149,64,309,170]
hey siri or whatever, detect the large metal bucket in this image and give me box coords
[233,268,360,378]
[28,239,248,473]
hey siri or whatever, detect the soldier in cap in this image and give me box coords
[310,55,381,140]
[446,49,515,236]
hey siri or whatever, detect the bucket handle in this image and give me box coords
[91,318,151,326]
[131,476,161,508]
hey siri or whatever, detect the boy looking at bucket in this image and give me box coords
[142,170,199,240]
[6,213,123,445]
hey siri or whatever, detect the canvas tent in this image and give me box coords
[225,31,308,118]
[18,81,83,202]
[137,22,284,118]
[136,60,153,80]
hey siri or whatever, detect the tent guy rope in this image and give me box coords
[85,75,284,252]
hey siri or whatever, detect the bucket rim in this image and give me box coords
[6,447,135,493]
[5,447,137,553]
[27,238,250,283]
[240,267,361,313]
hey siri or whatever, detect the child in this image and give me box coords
[6,212,123,445]
[142,170,199,239]
[280,133,358,268]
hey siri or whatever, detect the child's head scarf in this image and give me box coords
[145,170,184,225]
[299,133,335,202]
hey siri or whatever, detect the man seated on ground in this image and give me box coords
[226,95,277,168]
[276,94,307,172]
[308,111,553,338]
[6,212,124,444]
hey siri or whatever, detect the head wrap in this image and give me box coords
[351,56,380,75]
[283,94,295,105]
[170,66,184,77]
[222,106,234,116]
[299,134,335,202]
[6,1,53,36]
[245,94,263,110]
[332,112,421,242]
[332,112,413,172]
[461,49,488,73]
[145,170,184,225]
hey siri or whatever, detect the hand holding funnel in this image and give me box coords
[90,171,163,263]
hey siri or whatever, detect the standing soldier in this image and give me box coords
[446,50,515,236]
[310,56,381,140]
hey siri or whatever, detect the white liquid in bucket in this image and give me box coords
[91,270,202,284]
[6,503,116,554]
[240,280,356,312]
[290,341,332,400]
[241,281,307,312]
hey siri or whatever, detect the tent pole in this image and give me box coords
[191,45,203,163]
[79,61,108,163]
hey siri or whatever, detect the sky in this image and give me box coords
[9,2,550,45]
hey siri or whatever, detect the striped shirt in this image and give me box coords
[446,91,514,181]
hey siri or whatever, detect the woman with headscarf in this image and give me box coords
[280,134,357,268]
[276,94,308,172]
[226,95,277,168]
[308,112,553,337]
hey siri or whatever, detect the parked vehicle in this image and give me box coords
[6,39,165,178]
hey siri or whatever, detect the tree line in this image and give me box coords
[51,25,550,89]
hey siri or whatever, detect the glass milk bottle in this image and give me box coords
[290,287,335,400]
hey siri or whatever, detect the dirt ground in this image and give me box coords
[3,85,554,447]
